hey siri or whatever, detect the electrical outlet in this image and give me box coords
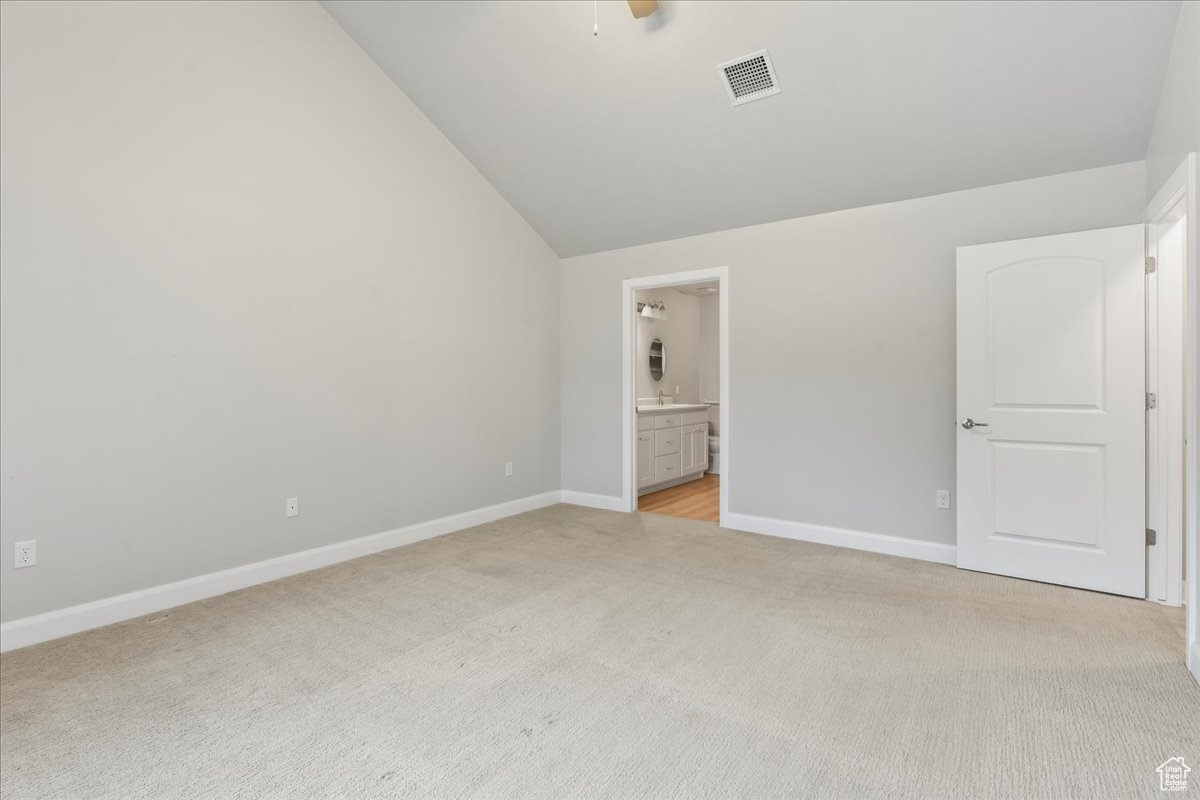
[936,490,952,510]
[286,497,299,518]
[14,540,36,569]
[505,462,513,477]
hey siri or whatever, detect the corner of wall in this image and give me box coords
[1144,0,1200,202]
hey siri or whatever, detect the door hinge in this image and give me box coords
[1146,528,1157,546]
[1147,392,1157,410]
[1145,256,1157,274]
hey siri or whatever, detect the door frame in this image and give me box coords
[1144,153,1198,680]
[621,267,729,525]
[1145,156,1191,608]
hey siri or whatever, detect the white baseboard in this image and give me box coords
[558,490,626,511]
[0,491,561,653]
[0,496,955,652]
[1190,640,1200,686]
[724,512,957,566]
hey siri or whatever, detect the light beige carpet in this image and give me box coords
[1,504,1197,799]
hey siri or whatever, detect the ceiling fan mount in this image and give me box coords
[627,1,659,19]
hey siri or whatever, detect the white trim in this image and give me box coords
[0,491,561,653]
[621,267,730,526]
[559,490,626,511]
[1145,153,1198,685]
[725,512,957,565]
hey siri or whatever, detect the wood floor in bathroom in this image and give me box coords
[638,474,719,523]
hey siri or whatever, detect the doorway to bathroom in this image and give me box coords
[621,267,729,525]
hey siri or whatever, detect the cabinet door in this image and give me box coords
[682,424,707,476]
[637,431,654,488]
[681,426,697,474]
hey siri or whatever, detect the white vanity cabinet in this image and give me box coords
[637,406,709,494]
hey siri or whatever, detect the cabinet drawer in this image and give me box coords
[654,414,681,429]
[637,414,655,432]
[654,428,681,455]
[682,411,707,426]
[654,452,682,483]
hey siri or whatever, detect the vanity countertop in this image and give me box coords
[636,403,709,414]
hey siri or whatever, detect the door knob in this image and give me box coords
[961,418,989,430]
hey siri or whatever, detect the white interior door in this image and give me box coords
[956,225,1145,597]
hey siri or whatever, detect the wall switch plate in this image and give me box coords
[505,462,513,477]
[936,490,952,510]
[14,540,36,569]
[286,498,299,518]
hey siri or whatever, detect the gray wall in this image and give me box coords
[1146,0,1200,201]
[561,162,1146,546]
[0,0,560,621]
[634,288,700,404]
[698,295,720,408]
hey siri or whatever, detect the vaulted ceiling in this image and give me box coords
[320,0,1181,256]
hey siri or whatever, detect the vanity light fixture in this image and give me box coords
[637,300,668,320]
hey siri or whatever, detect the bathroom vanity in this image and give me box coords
[637,404,708,493]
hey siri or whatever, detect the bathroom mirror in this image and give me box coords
[649,338,665,382]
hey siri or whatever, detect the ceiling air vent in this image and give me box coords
[717,49,780,107]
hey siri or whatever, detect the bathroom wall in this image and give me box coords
[698,294,720,436]
[698,294,720,406]
[634,287,700,403]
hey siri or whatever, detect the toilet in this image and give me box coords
[706,402,720,474]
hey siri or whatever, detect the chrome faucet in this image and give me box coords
[657,390,665,406]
